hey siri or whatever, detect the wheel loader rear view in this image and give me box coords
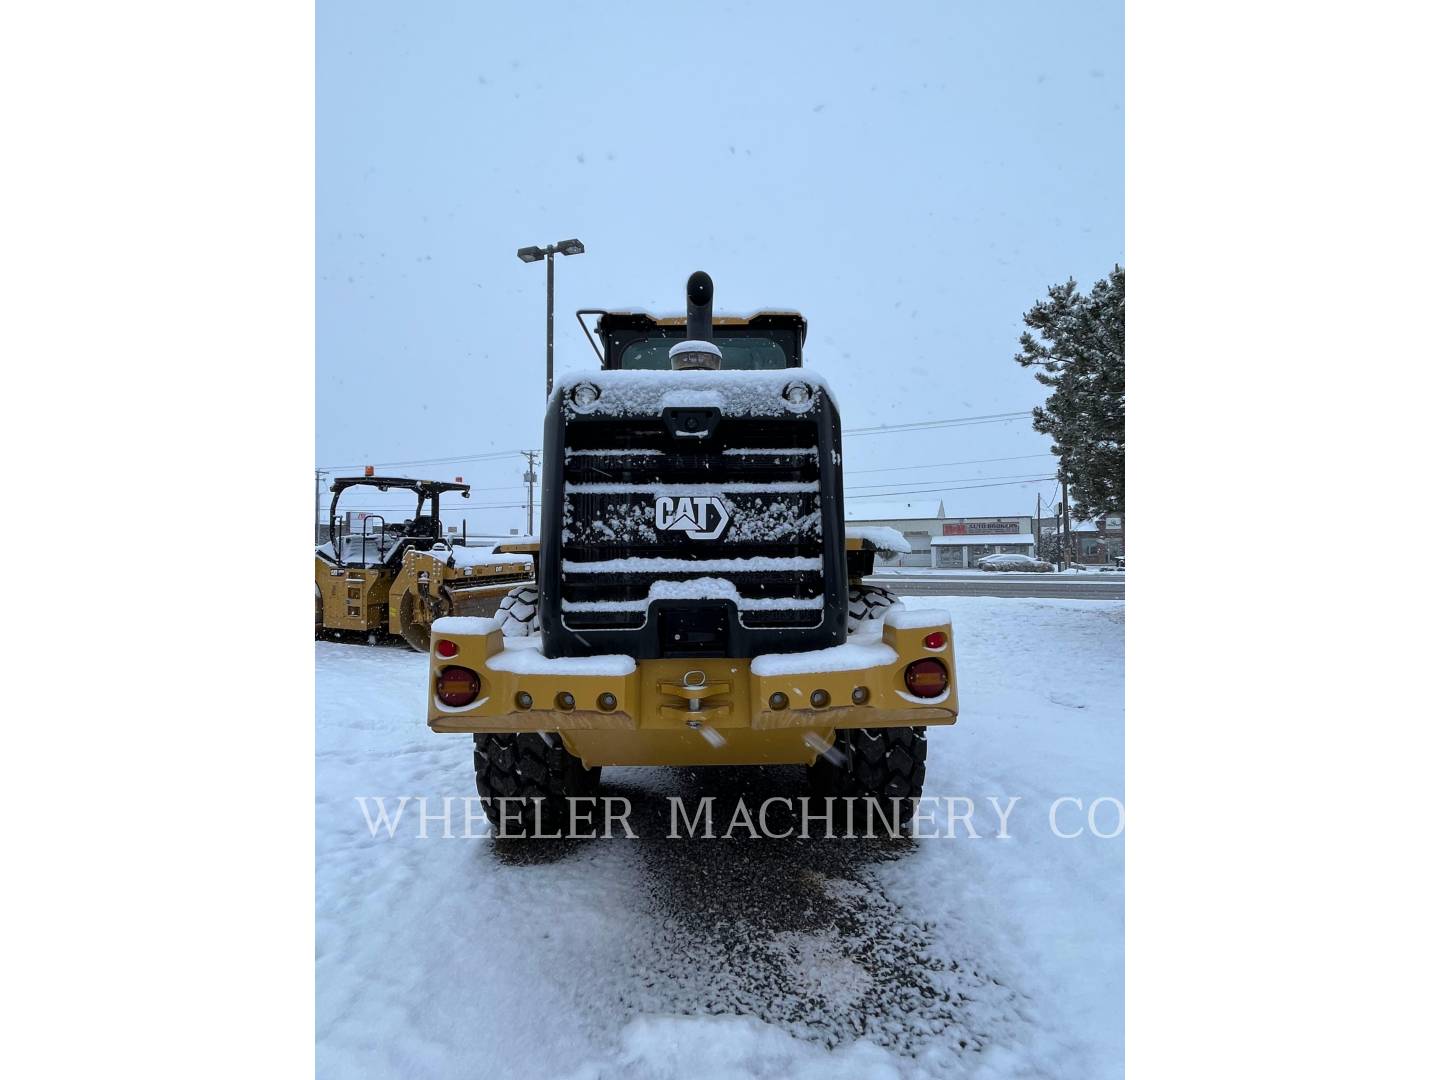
[425,271,956,834]
[315,474,534,651]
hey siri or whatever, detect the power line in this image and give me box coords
[843,411,1031,437]
[316,449,528,472]
[848,470,1055,492]
[847,453,1054,476]
[848,475,1055,499]
[318,406,1035,472]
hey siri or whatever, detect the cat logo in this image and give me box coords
[653,494,731,540]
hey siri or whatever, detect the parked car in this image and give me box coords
[976,553,1054,573]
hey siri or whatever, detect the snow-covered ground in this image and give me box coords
[317,597,1124,1079]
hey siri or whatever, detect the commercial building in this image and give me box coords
[930,517,1037,568]
[844,503,1039,569]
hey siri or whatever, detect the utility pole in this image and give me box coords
[1060,464,1071,572]
[1035,491,1041,562]
[523,450,539,536]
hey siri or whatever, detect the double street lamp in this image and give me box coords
[517,238,585,397]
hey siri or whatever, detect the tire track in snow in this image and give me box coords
[556,766,1033,1065]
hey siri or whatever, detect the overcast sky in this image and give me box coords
[317,0,1123,535]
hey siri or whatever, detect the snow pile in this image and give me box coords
[844,526,911,554]
[554,369,834,419]
[488,637,636,677]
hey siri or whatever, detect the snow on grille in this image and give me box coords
[566,480,819,496]
[562,555,822,574]
[561,500,821,546]
[560,577,827,613]
[721,447,817,456]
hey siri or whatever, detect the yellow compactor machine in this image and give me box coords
[315,474,534,651]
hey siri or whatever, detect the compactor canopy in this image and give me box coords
[324,476,470,568]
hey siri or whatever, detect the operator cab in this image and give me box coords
[320,476,471,569]
[578,309,807,370]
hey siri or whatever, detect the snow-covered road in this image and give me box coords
[317,597,1124,1079]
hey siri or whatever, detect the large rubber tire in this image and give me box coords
[847,584,899,635]
[495,584,540,638]
[474,733,600,836]
[315,584,323,638]
[808,727,928,834]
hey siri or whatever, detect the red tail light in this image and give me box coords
[923,631,947,650]
[436,666,481,707]
[904,659,949,698]
[436,638,459,658]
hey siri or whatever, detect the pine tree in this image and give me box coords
[1015,266,1125,521]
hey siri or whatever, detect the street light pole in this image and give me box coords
[517,238,585,400]
[546,250,555,397]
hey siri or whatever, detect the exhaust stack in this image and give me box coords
[686,270,713,341]
[669,270,722,370]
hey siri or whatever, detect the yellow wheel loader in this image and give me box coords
[424,272,955,834]
[315,475,534,651]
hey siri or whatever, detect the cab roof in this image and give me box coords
[594,308,805,338]
[578,308,808,368]
[328,476,471,497]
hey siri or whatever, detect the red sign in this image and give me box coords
[943,520,1020,536]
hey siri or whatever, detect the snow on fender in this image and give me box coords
[883,607,952,631]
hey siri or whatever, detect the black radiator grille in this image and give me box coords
[560,418,825,630]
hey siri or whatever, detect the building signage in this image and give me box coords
[943,519,1021,536]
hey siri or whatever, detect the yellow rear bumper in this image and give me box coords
[426,614,957,767]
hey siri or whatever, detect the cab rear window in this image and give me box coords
[619,335,788,370]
